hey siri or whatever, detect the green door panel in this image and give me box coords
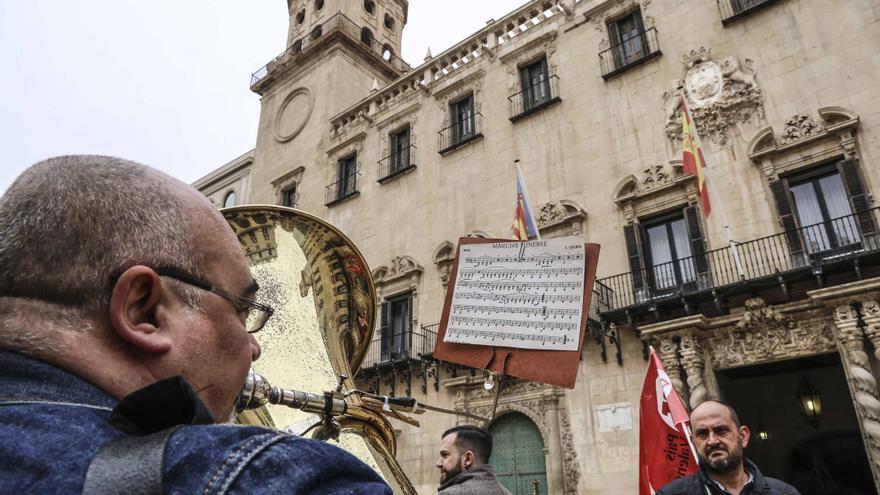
[489,413,548,495]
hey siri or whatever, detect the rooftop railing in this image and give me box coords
[250,12,410,89]
[597,207,880,315]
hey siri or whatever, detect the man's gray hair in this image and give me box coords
[0,155,209,351]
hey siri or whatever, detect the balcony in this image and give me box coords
[250,12,410,89]
[324,171,360,207]
[361,322,439,371]
[718,0,781,25]
[508,75,562,122]
[438,113,483,155]
[597,208,880,323]
[377,145,417,183]
[600,27,662,80]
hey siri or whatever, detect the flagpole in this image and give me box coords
[681,98,745,280]
[514,159,541,240]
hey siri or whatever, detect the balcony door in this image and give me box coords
[380,293,411,362]
[644,216,697,291]
[519,58,549,111]
[451,95,475,145]
[608,10,646,69]
[789,171,860,256]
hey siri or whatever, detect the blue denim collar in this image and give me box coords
[0,349,116,411]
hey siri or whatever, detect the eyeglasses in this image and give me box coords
[154,268,274,334]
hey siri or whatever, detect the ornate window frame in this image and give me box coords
[372,255,424,329]
[612,160,698,223]
[271,166,305,207]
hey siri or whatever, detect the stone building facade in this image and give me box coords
[197,0,880,493]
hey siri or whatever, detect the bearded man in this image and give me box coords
[436,425,511,495]
[657,400,800,495]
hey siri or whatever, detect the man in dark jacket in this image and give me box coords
[0,156,391,494]
[436,425,512,495]
[657,400,800,495]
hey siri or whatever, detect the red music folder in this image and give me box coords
[433,237,601,388]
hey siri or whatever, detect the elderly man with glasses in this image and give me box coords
[0,156,391,494]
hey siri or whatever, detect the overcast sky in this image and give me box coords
[0,1,526,193]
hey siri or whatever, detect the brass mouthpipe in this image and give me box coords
[236,370,347,416]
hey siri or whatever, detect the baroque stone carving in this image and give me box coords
[558,405,580,494]
[373,255,423,283]
[534,200,586,237]
[833,305,880,484]
[679,335,707,409]
[432,241,456,288]
[654,336,686,402]
[780,113,825,144]
[862,300,880,362]
[708,300,836,369]
[664,47,764,145]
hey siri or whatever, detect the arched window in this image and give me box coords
[223,191,236,208]
[295,9,305,25]
[314,0,324,11]
[310,25,323,40]
[360,27,374,45]
[363,0,375,15]
[382,44,393,61]
[489,413,548,495]
[384,13,395,31]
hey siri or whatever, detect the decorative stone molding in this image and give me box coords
[534,199,587,237]
[500,31,559,96]
[585,0,653,38]
[654,336,686,402]
[707,302,836,370]
[612,160,697,222]
[274,87,314,143]
[465,229,493,238]
[747,107,861,179]
[664,47,764,145]
[679,335,707,409]
[372,256,423,328]
[862,300,880,362]
[558,402,580,494]
[832,304,880,486]
[432,241,456,288]
[375,103,420,161]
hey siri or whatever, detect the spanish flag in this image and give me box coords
[511,163,539,241]
[681,99,711,217]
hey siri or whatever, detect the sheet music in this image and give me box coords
[444,239,585,351]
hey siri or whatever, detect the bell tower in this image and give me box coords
[247,0,409,206]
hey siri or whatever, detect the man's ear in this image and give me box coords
[739,425,751,448]
[108,265,173,354]
[462,450,475,470]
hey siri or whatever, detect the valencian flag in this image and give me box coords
[681,98,711,216]
[511,163,539,240]
[639,348,698,495]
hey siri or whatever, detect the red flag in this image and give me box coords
[639,348,698,495]
[681,99,711,217]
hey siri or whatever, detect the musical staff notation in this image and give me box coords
[443,239,587,351]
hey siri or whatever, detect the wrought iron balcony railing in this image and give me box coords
[324,170,360,206]
[597,207,880,317]
[438,113,483,155]
[508,74,561,121]
[377,145,417,183]
[361,322,439,370]
[250,12,410,88]
[717,0,780,24]
[599,27,661,80]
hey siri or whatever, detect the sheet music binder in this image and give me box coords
[433,237,601,389]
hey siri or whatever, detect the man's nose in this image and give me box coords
[249,334,262,361]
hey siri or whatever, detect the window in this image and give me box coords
[314,0,324,11]
[608,10,647,69]
[363,0,375,14]
[295,9,305,25]
[389,126,411,174]
[360,27,373,45]
[223,191,236,208]
[643,215,696,290]
[382,44,393,61]
[380,293,411,361]
[519,57,550,111]
[384,13,395,31]
[281,184,297,208]
[623,206,707,297]
[336,154,357,200]
[451,95,475,145]
[789,169,859,254]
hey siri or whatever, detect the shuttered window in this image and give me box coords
[379,293,411,362]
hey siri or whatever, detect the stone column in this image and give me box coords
[833,304,880,488]
[541,390,566,495]
[861,300,880,362]
[679,334,708,409]
[656,336,687,405]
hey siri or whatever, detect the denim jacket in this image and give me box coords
[0,350,392,494]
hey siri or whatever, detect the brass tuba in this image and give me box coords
[222,205,415,494]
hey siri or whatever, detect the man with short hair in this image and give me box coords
[436,425,511,495]
[657,400,800,495]
[0,156,391,493]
